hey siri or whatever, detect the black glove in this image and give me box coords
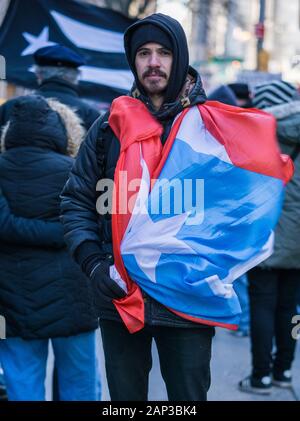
[90,260,127,302]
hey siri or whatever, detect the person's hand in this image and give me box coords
[90,260,127,301]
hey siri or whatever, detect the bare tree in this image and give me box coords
[188,0,212,62]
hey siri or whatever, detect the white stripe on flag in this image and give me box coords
[177,106,232,164]
[29,65,133,91]
[50,10,125,53]
[80,66,133,90]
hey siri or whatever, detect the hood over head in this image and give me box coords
[1,95,85,156]
[124,13,189,105]
[227,83,250,100]
[208,85,237,106]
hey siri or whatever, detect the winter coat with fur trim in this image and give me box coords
[0,95,98,339]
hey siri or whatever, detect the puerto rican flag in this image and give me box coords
[113,101,293,330]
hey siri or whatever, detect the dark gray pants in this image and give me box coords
[248,267,300,378]
[100,320,214,401]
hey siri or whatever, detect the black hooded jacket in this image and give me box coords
[0,95,97,339]
[61,14,208,328]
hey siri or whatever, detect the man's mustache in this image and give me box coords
[142,68,167,79]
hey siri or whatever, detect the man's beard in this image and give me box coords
[141,68,168,95]
[145,80,168,95]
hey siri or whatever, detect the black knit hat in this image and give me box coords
[227,83,250,100]
[253,80,296,109]
[130,23,173,63]
[124,13,189,104]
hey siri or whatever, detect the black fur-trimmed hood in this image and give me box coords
[1,95,85,156]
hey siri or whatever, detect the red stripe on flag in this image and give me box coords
[199,101,294,184]
[169,308,238,330]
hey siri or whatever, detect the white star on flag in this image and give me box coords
[121,155,196,284]
[21,27,56,56]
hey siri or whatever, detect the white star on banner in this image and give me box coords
[21,27,56,56]
[121,154,196,284]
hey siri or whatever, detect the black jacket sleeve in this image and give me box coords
[0,187,65,248]
[60,115,107,270]
[84,106,100,131]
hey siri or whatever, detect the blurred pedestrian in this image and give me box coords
[0,44,99,131]
[0,185,67,401]
[0,95,100,401]
[239,80,300,395]
[227,83,252,108]
[208,84,237,106]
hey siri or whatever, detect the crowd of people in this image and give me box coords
[0,12,299,401]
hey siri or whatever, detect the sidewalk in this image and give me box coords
[98,327,300,401]
[208,328,300,401]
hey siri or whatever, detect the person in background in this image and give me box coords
[0,95,100,401]
[0,44,99,131]
[239,80,300,395]
[207,84,237,106]
[227,82,253,108]
[0,187,66,401]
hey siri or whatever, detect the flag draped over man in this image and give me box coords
[60,13,295,402]
[109,96,293,332]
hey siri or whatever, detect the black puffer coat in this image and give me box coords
[0,95,98,339]
[37,78,99,131]
[0,186,65,248]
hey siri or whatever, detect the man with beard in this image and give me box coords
[61,14,214,401]
[61,13,289,402]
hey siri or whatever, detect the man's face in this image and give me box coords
[135,42,173,97]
